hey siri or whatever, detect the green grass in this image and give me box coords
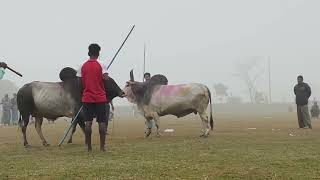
[1,113,320,179]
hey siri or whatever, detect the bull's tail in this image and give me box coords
[17,99,24,129]
[17,84,34,129]
[18,115,22,127]
[206,87,214,130]
[18,113,25,128]
[17,114,23,130]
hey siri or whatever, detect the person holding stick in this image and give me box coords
[77,43,110,152]
[10,93,19,125]
[58,25,134,146]
[0,62,7,79]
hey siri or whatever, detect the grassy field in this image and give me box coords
[1,112,320,180]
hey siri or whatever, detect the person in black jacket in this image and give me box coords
[294,75,312,128]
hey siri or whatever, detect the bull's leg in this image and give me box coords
[34,117,50,146]
[145,119,152,138]
[68,118,86,144]
[78,118,86,134]
[78,118,87,145]
[67,123,77,144]
[153,114,161,137]
[199,112,210,137]
[20,115,30,147]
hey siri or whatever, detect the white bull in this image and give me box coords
[123,73,214,137]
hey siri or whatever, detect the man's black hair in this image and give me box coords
[144,72,151,78]
[88,43,101,57]
[297,75,303,80]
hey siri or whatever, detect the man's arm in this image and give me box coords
[306,84,312,98]
[100,61,109,80]
[294,85,297,95]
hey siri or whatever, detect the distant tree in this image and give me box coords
[214,83,228,97]
[234,57,265,104]
[254,91,267,104]
[213,83,228,103]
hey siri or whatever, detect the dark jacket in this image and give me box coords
[294,83,311,105]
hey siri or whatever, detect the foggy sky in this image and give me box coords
[1,0,320,105]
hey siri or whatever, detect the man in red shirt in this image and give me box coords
[78,44,109,152]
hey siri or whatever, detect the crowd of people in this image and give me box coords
[1,93,18,126]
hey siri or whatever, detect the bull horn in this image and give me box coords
[130,69,134,81]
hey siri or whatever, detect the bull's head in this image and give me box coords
[123,70,143,104]
[123,70,169,104]
[104,77,126,101]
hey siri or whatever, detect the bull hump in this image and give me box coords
[160,85,189,96]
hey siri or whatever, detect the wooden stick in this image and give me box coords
[7,66,22,77]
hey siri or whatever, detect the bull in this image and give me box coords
[123,71,214,137]
[17,67,124,147]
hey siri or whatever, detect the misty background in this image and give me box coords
[0,0,319,106]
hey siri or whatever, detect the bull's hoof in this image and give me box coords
[145,128,152,137]
[24,144,31,148]
[67,139,73,144]
[156,133,162,138]
[88,146,93,152]
[200,134,209,138]
[100,146,106,152]
[145,131,152,138]
[43,143,50,147]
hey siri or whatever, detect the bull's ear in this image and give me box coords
[130,69,134,81]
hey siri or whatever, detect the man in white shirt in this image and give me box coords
[0,62,7,79]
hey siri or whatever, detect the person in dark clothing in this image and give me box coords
[1,94,11,125]
[10,93,19,125]
[310,100,320,119]
[144,72,151,82]
[294,75,312,128]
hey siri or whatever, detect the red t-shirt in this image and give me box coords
[78,59,108,103]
